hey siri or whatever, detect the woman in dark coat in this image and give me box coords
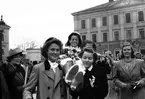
[0,48,26,99]
[67,48,110,99]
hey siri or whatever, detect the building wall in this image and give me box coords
[0,25,10,61]
[26,48,41,62]
[73,1,145,59]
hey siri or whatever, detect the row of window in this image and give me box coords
[81,28,145,42]
[81,11,144,29]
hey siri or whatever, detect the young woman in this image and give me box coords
[66,48,110,99]
[23,37,67,99]
[113,42,145,99]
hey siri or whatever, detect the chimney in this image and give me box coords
[109,0,113,2]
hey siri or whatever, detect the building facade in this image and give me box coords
[72,0,145,59]
[26,48,41,63]
[0,16,10,61]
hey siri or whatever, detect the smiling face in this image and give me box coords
[47,43,61,62]
[122,45,132,58]
[69,35,79,47]
[11,54,22,65]
[81,51,94,69]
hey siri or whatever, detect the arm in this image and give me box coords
[113,62,126,88]
[135,60,145,87]
[23,65,39,99]
[0,71,10,99]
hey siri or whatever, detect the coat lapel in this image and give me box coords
[120,60,132,79]
[128,59,137,74]
[54,67,61,88]
[42,70,55,81]
[42,60,55,81]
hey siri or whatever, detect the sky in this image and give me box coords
[0,0,108,49]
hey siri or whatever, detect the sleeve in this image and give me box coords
[113,62,126,88]
[139,60,145,86]
[23,65,38,99]
[0,71,10,99]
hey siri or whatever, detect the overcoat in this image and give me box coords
[78,60,110,99]
[0,63,25,99]
[0,70,10,99]
[113,59,145,99]
[23,60,67,99]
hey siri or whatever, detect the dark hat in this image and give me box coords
[7,48,23,60]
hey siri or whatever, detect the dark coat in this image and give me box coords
[0,63,25,99]
[78,61,110,99]
[0,70,10,99]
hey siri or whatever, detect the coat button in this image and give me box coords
[48,86,50,89]
[47,97,50,99]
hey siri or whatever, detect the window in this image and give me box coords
[125,13,131,23]
[92,34,97,42]
[103,33,107,42]
[139,28,145,39]
[138,11,144,21]
[91,18,96,28]
[126,29,132,40]
[114,31,119,41]
[102,17,107,26]
[81,20,86,29]
[82,35,86,41]
[114,15,118,25]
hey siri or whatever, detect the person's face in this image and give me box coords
[11,55,22,64]
[81,51,94,69]
[47,43,61,62]
[122,46,132,58]
[84,43,93,49]
[69,35,79,47]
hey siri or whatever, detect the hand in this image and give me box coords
[89,75,95,87]
[133,80,144,89]
[123,83,132,89]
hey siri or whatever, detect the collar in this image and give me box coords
[86,65,93,71]
[48,60,58,72]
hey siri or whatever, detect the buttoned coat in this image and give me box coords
[78,61,110,99]
[113,59,145,99]
[23,60,67,99]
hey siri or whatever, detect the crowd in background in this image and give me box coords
[0,31,145,99]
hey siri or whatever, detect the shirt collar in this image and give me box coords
[86,65,93,71]
[48,60,58,68]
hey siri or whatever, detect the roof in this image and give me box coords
[72,0,145,16]
[0,15,10,28]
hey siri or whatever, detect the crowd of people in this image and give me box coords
[0,32,145,99]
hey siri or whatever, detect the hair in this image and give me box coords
[82,40,97,51]
[41,37,63,59]
[78,47,98,62]
[65,32,82,48]
[120,42,135,59]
